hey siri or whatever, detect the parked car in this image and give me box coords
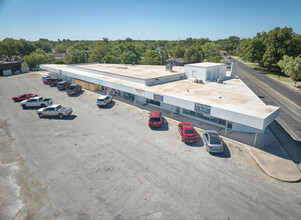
[12,93,38,102]
[203,130,224,153]
[20,97,53,109]
[37,104,72,118]
[96,95,112,107]
[42,76,51,85]
[66,84,82,96]
[57,81,71,91]
[148,111,162,128]
[49,78,63,87]
[178,122,198,143]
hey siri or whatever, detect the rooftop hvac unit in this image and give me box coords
[218,78,223,84]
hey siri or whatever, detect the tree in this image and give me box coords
[243,37,265,65]
[203,42,220,59]
[262,27,296,70]
[141,50,163,65]
[54,43,68,53]
[171,45,185,58]
[277,55,301,85]
[18,39,37,57]
[34,39,53,53]
[24,48,48,69]
[184,45,202,63]
[0,38,20,61]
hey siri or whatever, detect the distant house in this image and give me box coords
[0,61,22,76]
[54,53,65,60]
[166,58,185,66]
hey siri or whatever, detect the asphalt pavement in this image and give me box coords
[1,72,301,219]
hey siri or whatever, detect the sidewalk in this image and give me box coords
[111,94,301,182]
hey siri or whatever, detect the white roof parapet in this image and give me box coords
[40,64,280,130]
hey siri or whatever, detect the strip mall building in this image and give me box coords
[40,62,280,139]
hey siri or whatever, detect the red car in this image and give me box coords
[42,75,51,85]
[12,93,38,102]
[148,111,162,128]
[178,122,198,143]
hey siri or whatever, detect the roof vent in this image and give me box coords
[166,63,173,72]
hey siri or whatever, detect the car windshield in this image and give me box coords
[150,118,160,122]
[210,135,221,144]
[57,105,62,110]
[69,86,76,89]
[58,82,65,85]
[184,129,195,134]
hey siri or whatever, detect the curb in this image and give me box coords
[245,145,301,183]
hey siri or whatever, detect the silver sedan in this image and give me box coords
[203,130,224,153]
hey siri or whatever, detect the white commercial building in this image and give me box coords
[40,62,280,143]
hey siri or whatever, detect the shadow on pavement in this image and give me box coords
[209,141,231,158]
[40,115,77,120]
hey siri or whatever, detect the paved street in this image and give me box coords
[1,72,301,219]
[227,57,301,143]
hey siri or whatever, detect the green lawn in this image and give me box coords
[266,72,294,82]
[232,56,294,83]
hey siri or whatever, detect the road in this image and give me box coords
[1,72,301,219]
[225,56,301,167]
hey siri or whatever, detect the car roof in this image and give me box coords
[204,130,219,135]
[150,111,160,117]
[48,104,60,108]
[30,96,41,100]
[179,122,194,129]
[98,95,109,99]
[58,81,66,83]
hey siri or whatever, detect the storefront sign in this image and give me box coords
[135,88,145,96]
[97,79,103,86]
[195,103,211,115]
[153,94,163,102]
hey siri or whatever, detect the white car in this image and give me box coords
[203,130,224,153]
[20,97,53,109]
[37,104,72,118]
[96,95,112,107]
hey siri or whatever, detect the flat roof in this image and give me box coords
[75,63,184,80]
[185,62,226,68]
[42,64,278,120]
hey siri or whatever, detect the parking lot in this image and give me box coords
[1,72,301,219]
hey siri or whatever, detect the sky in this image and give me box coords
[0,0,300,41]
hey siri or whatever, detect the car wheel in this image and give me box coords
[38,113,44,118]
[22,105,27,109]
[58,113,64,119]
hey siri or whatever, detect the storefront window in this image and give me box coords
[182,108,190,114]
[227,123,232,129]
[218,119,226,126]
[149,99,161,106]
[210,116,218,123]
[189,111,196,117]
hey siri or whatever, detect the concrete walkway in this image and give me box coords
[108,93,301,182]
